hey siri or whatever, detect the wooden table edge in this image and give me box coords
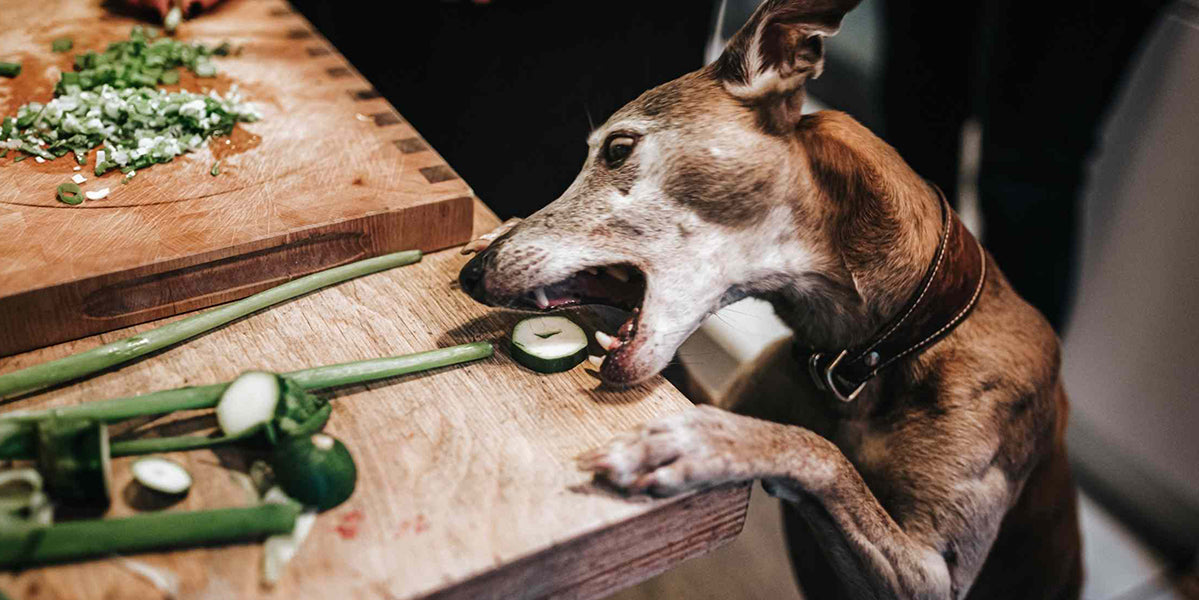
[419,483,753,600]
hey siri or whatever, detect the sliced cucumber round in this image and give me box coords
[510,316,588,373]
[35,418,112,508]
[216,371,281,437]
[271,433,356,512]
[131,457,192,497]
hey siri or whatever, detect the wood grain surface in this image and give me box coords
[0,0,475,357]
[0,200,750,600]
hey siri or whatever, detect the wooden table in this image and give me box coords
[1,192,750,599]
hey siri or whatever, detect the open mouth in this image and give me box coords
[516,264,649,381]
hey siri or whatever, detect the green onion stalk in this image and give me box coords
[0,502,300,569]
[0,250,423,400]
[0,343,494,460]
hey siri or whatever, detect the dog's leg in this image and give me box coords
[461,217,522,255]
[578,405,1011,600]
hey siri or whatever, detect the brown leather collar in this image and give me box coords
[802,190,987,402]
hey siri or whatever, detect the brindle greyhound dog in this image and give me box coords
[458,0,1081,597]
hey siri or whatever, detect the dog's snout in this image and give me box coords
[458,252,489,302]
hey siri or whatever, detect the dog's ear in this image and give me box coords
[713,0,861,132]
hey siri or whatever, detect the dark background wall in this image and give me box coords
[289,0,717,219]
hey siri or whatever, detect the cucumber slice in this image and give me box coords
[271,434,356,512]
[35,418,112,508]
[131,457,192,496]
[510,316,588,373]
[216,371,281,437]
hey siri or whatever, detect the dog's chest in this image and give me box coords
[834,420,900,483]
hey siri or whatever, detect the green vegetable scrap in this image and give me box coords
[3,85,260,177]
[211,159,221,176]
[56,182,83,205]
[1,28,255,172]
[0,250,424,400]
[35,418,112,508]
[164,6,183,35]
[51,38,73,53]
[67,26,222,94]
[0,62,20,78]
[0,342,493,429]
[0,502,300,569]
[271,434,357,511]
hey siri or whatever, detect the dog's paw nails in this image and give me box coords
[631,467,687,497]
[575,449,611,471]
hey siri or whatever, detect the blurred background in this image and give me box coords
[290,0,1199,598]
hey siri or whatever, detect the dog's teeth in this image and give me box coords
[534,288,550,309]
[595,330,618,351]
[585,267,599,275]
[588,355,605,369]
[607,266,630,282]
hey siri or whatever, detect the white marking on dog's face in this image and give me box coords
[465,35,852,385]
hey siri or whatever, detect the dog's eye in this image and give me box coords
[603,135,637,168]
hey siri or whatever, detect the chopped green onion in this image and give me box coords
[4,84,260,176]
[0,62,20,78]
[211,160,222,176]
[56,182,83,205]
[0,250,423,399]
[63,27,231,94]
[158,69,179,85]
[163,6,183,34]
[51,38,73,53]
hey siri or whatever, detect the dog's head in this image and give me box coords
[460,0,870,386]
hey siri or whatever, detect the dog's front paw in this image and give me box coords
[577,405,756,497]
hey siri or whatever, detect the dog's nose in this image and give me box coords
[458,252,489,302]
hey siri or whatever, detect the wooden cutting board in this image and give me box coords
[0,0,475,357]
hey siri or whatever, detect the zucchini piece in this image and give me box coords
[510,316,588,373]
[35,418,112,508]
[271,434,356,512]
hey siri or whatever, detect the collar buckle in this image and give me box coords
[808,349,867,403]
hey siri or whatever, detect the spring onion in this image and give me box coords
[56,182,83,205]
[3,85,261,175]
[131,457,192,496]
[0,469,51,525]
[67,27,227,94]
[261,487,317,585]
[51,38,73,53]
[0,343,494,460]
[0,250,423,399]
[211,160,221,176]
[1,342,492,427]
[0,502,300,568]
[110,378,328,457]
[163,6,183,34]
[108,426,259,457]
[0,62,20,78]
[216,372,281,436]
[2,28,253,169]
